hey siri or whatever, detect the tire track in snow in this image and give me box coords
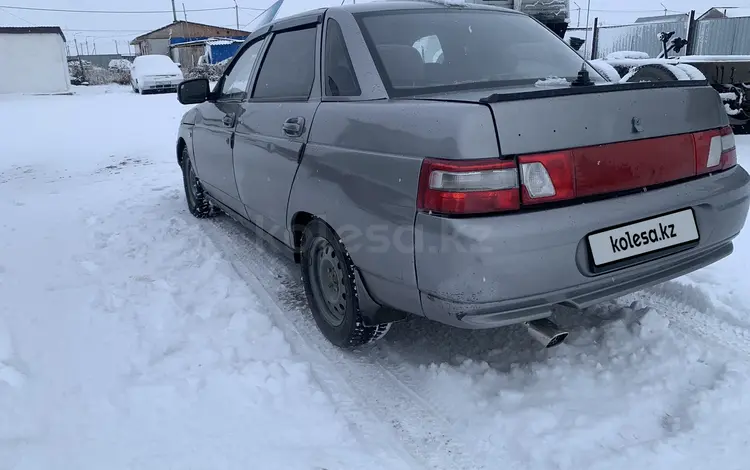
[622,285,750,357]
[199,217,485,470]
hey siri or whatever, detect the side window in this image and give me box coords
[324,19,360,97]
[252,27,317,100]
[220,39,264,99]
[413,35,443,64]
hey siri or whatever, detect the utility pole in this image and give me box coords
[573,1,581,27]
[114,40,120,55]
[660,2,668,16]
[171,0,178,22]
[74,38,87,83]
[234,0,240,29]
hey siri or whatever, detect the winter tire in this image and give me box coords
[300,219,391,349]
[181,148,214,218]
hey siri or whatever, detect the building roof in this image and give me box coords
[0,26,66,42]
[169,37,245,49]
[634,13,690,23]
[697,7,729,20]
[131,21,249,43]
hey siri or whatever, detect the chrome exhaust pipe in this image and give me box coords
[525,318,569,348]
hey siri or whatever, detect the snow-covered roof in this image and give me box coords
[170,37,245,48]
[206,38,245,46]
[0,26,66,42]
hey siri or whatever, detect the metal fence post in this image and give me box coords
[686,10,697,55]
[591,18,599,60]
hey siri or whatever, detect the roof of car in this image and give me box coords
[266,0,515,26]
[242,0,518,44]
[334,0,514,14]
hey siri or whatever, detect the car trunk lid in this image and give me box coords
[415,82,726,155]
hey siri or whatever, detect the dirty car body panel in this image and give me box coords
[177,1,750,336]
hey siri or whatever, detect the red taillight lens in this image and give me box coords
[720,126,737,170]
[417,159,520,215]
[694,125,736,174]
[518,151,576,205]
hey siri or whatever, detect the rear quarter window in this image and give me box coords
[355,10,605,96]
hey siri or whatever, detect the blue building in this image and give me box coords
[170,37,247,67]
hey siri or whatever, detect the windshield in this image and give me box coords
[355,9,605,96]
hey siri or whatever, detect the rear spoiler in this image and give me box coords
[480,79,709,104]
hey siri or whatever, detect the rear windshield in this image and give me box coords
[355,9,605,96]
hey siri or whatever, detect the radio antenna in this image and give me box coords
[571,0,594,86]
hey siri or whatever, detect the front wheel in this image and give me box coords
[300,219,391,348]
[181,148,214,218]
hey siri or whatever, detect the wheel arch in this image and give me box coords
[290,210,316,263]
[295,214,408,327]
[177,137,187,167]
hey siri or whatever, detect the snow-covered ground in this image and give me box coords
[1,85,749,470]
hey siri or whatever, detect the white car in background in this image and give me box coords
[130,54,184,94]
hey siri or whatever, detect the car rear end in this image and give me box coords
[355,4,750,328]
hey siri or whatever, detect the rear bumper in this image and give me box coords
[415,165,750,329]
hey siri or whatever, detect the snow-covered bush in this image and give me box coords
[67,61,131,86]
[184,62,228,81]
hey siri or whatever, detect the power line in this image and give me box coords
[0,5,239,14]
[0,6,35,25]
[63,28,152,33]
[241,3,277,28]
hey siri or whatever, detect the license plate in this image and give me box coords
[587,208,699,266]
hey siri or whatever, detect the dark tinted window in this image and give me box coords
[252,27,317,100]
[356,11,605,96]
[221,39,264,99]
[325,19,361,97]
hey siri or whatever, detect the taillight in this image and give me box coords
[418,126,737,216]
[417,159,520,215]
[694,125,737,174]
[720,126,737,169]
[518,151,576,205]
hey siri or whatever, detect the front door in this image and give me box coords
[191,38,266,215]
[233,25,320,246]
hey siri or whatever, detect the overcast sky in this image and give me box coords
[2,0,749,54]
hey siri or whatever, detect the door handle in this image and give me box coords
[282,116,305,137]
[222,113,236,127]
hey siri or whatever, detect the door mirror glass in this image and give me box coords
[178,78,210,104]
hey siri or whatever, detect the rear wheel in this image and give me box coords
[300,219,391,348]
[181,148,214,218]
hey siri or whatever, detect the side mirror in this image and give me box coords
[178,78,210,105]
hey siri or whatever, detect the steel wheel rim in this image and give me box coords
[308,237,347,327]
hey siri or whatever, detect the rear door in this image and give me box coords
[191,38,266,215]
[233,23,321,245]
